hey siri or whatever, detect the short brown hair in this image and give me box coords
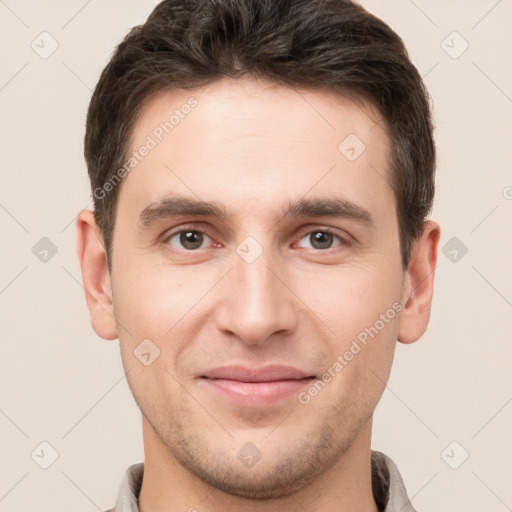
[84,0,435,271]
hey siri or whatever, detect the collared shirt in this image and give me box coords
[104,450,417,512]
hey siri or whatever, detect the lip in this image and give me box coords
[201,365,313,382]
[199,365,316,407]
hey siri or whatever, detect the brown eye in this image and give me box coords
[168,230,210,250]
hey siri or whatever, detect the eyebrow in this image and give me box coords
[139,196,228,226]
[282,197,374,227]
[139,195,374,228]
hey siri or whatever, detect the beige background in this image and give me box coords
[1,1,511,510]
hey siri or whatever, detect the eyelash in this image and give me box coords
[163,225,352,253]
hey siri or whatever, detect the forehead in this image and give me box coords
[121,77,394,226]
[133,77,389,152]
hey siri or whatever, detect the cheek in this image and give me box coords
[112,261,199,340]
[294,263,401,340]
[111,258,217,387]
[295,264,400,397]
[113,270,193,407]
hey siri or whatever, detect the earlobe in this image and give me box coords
[76,209,118,340]
[397,220,440,345]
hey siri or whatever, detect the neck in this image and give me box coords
[138,416,379,512]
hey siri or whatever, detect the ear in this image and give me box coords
[76,209,118,340]
[397,220,440,344]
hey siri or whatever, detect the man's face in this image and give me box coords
[109,78,405,498]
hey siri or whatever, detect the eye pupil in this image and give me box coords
[180,231,203,250]
[311,231,333,249]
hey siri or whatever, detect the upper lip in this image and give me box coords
[201,365,314,382]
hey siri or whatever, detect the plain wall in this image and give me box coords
[0,1,511,510]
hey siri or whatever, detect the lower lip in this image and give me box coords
[201,377,315,407]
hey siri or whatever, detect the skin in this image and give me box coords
[77,77,440,512]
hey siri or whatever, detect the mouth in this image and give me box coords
[199,365,316,406]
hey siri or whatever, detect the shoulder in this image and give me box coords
[103,462,145,512]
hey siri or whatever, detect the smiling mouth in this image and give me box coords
[201,376,315,397]
[199,365,316,406]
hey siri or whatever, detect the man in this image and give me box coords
[77,0,440,510]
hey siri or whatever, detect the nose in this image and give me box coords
[214,241,299,346]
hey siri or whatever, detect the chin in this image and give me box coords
[185,457,320,500]
[165,424,351,501]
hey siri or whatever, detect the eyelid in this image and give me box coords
[161,223,354,251]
